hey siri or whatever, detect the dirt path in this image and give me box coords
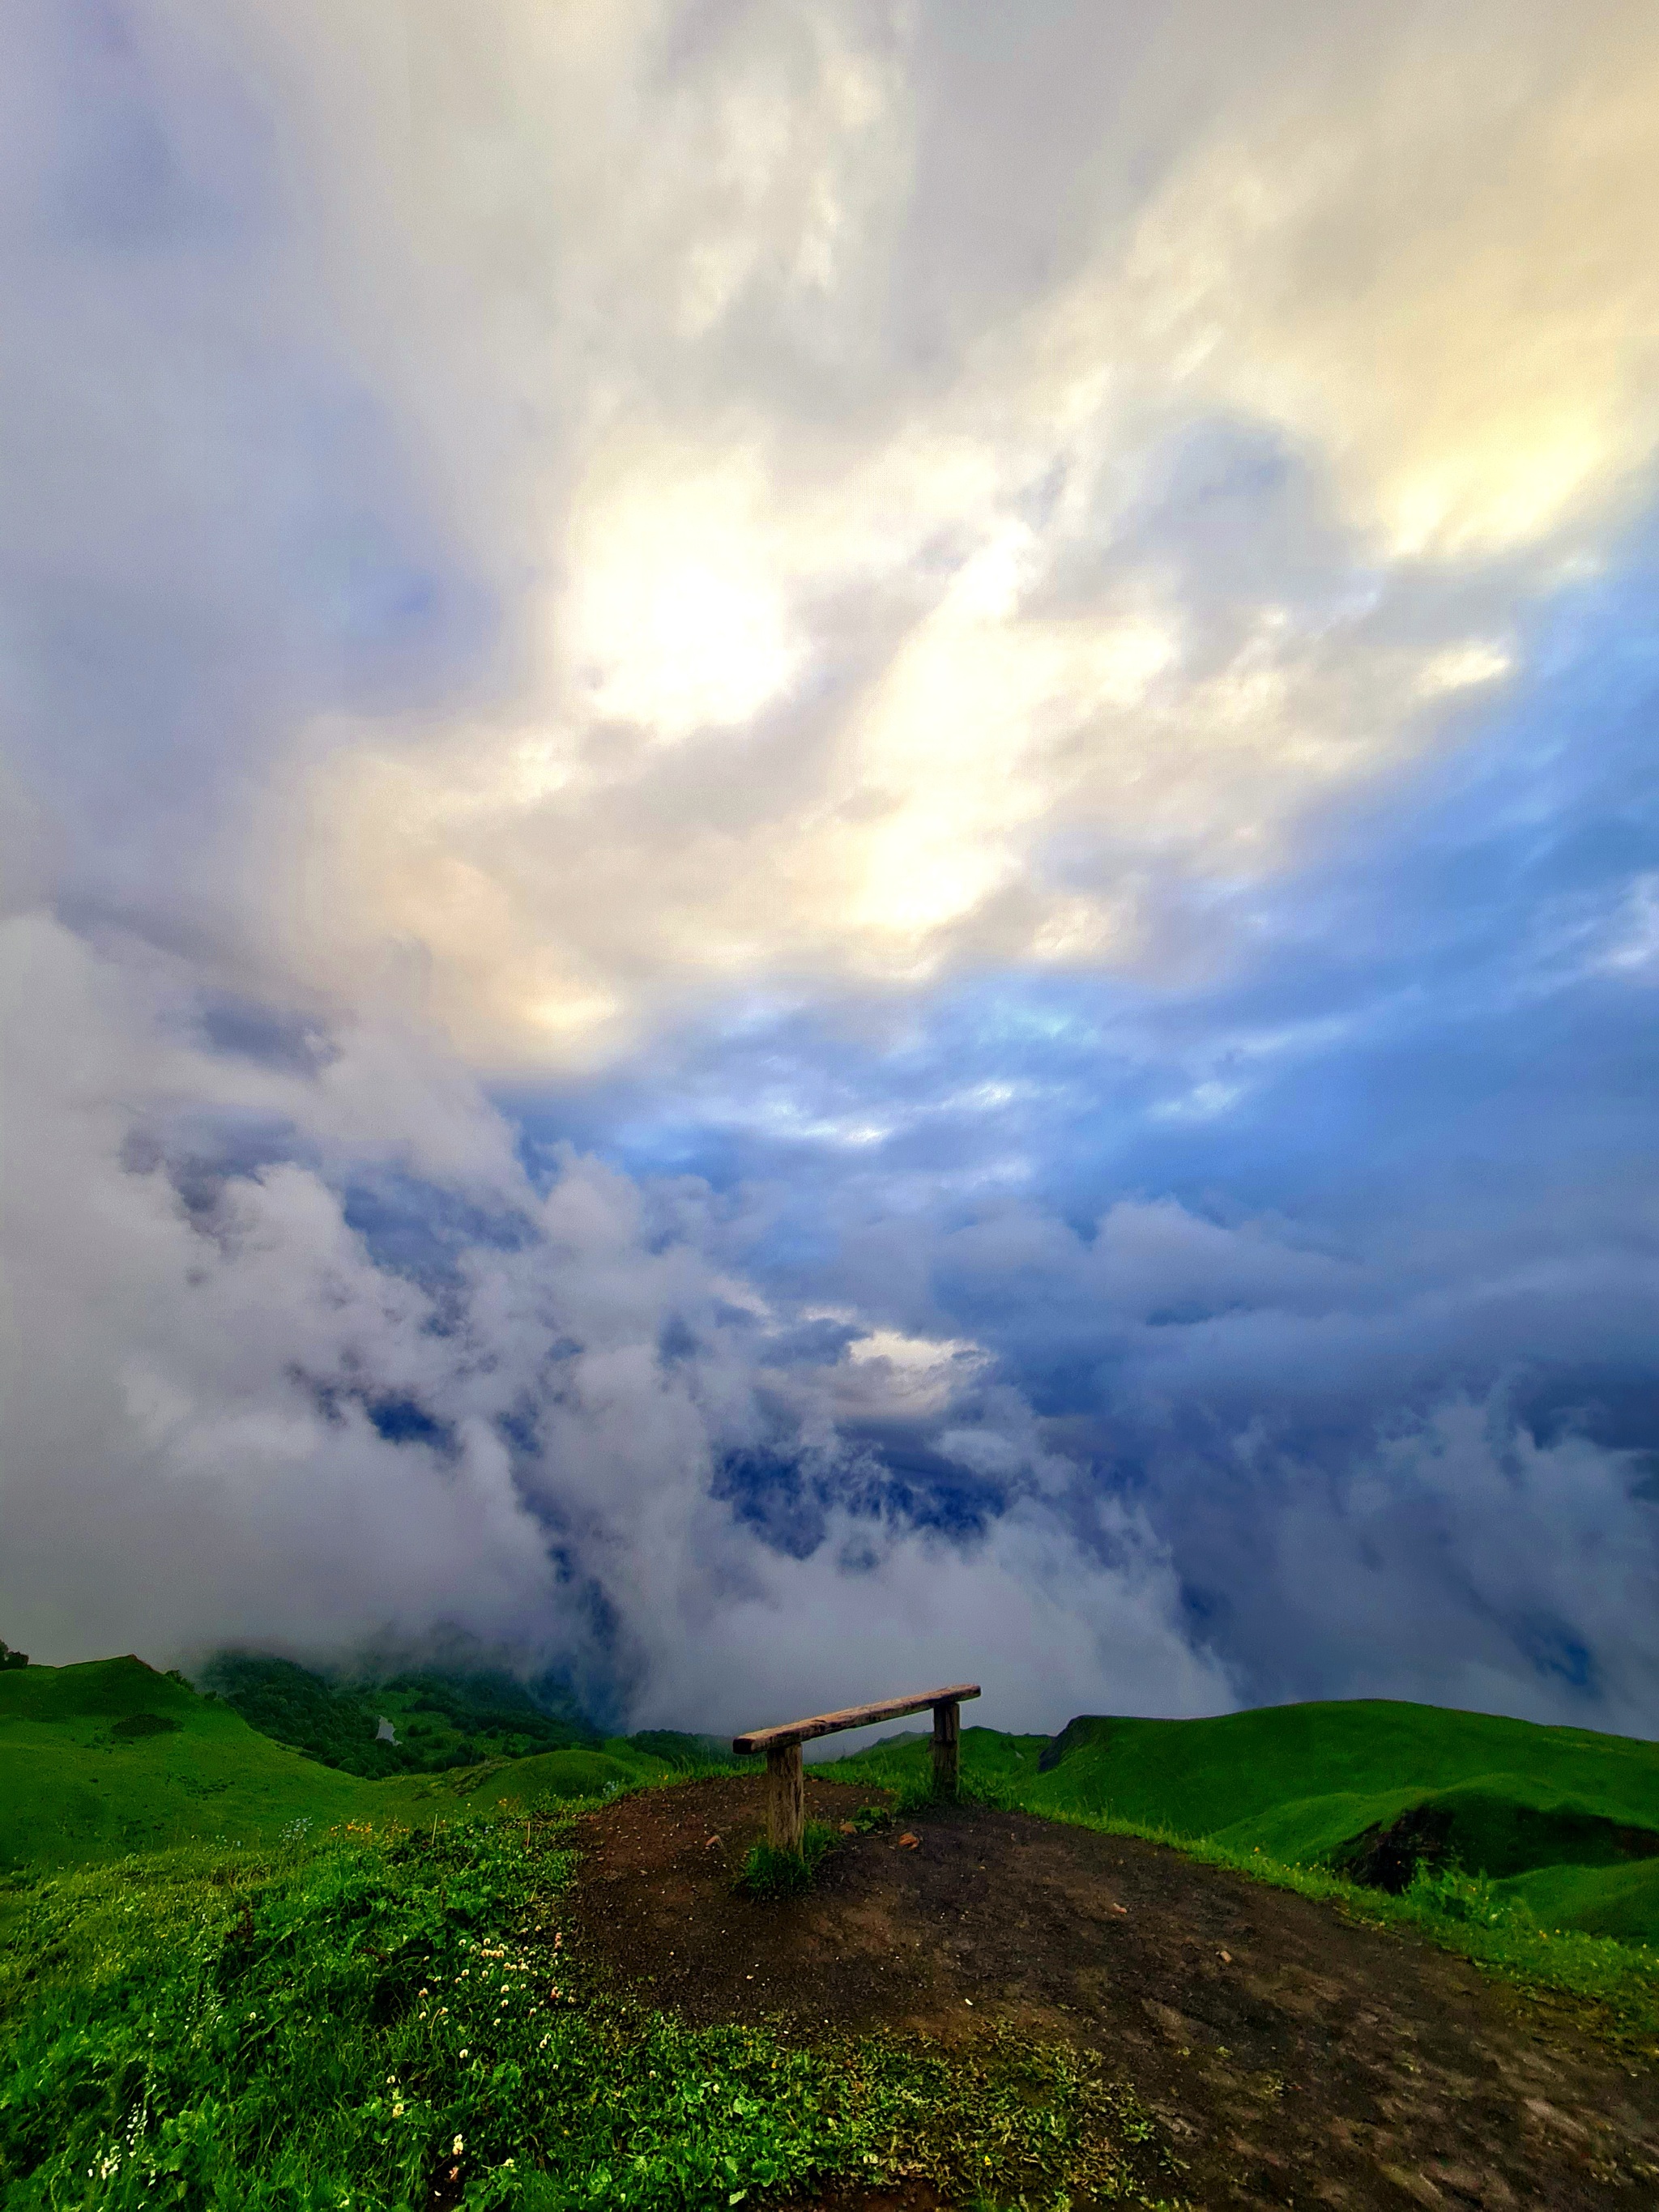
[568,1776,1659,2210]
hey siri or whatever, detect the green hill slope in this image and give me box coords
[0,1659,683,1873]
[824,1700,1659,1943]
[1025,1702,1659,1838]
[0,1656,376,1868]
[195,1652,600,1776]
[20,1656,1657,1946]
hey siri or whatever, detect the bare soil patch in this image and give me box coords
[569,1776,1659,2210]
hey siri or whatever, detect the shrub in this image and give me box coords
[111,1712,181,1741]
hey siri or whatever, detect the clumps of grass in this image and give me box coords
[737,1819,839,1898]
[738,1801,901,1894]
[886,1773,940,1818]
[1383,1860,1659,2046]
[0,1807,1187,2210]
[834,1759,955,1822]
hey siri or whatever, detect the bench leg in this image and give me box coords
[932,1698,960,1798]
[766,1742,804,1853]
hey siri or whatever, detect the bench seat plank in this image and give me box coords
[733,1682,979,1756]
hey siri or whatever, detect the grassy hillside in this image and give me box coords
[15,1660,1658,1946]
[0,1813,1166,2210]
[0,1657,374,1869]
[196,1652,599,1778]
[0,1669,1144,2207]
[0,1659,686,1874]
[1024,1702,1659,1839]
[4,1669,1658,2205]
[823,1699,1659,1943]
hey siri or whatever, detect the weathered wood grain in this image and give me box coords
[766,1742,805,1851]
[931,1696,961,1798]
[732,1683,980,1756]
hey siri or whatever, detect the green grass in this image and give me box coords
[196,1654,600,1779]
[736,1821,841,1898]
[13,1660,1659,2199]
[1004,1700,1659,1839]
[1032,1703,1659,1849]
[411,1745,671,1809]
[822,1728,1052,1813]
[0,1808,1186,2210]
[0,1660,693,1877]
[0,1658,374,1871]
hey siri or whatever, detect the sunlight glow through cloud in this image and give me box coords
[562,441,804,740]
[249,1,1659,1070]
[3,0,1657,1734]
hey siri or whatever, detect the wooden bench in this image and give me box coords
[732,1683,981,1853]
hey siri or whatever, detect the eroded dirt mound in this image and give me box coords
[569,1776,1659,2210]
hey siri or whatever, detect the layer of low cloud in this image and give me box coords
[570,566,1659,1729]
[0,910,1226,1730]
[3,2,1657,1737]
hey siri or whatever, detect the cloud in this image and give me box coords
[544,552,1659,1728]
[1233,1401,1659,1734]
[3,2,1657,1739]
[0,910,1226,1728]
[1104,5,1659,561]
[265,1,1659,1067]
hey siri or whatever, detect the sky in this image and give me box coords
[2,0,1657,1743]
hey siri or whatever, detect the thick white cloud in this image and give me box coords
[0,913,1227,1724]
[15,2,1658,1072]
[248,0,1659,1066]
[5,2,1658,1728]
[847,1187,1659,1731]
[1226,1403,1659,1737]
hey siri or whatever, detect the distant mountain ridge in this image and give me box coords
[195,1651,599,1778]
